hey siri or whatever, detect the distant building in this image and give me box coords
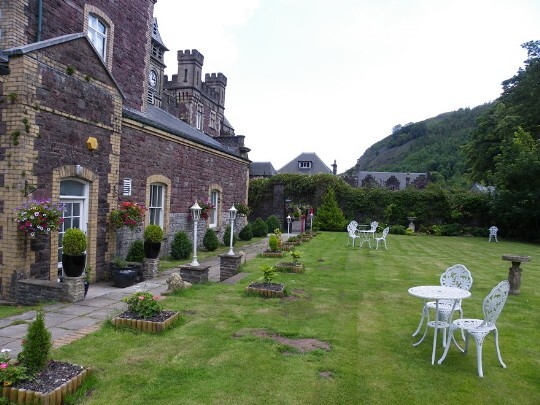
[470,183,495,193]
[357,171,428,190]
[278,153,333,175]
[250,162,277,179]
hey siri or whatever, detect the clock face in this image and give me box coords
[149,70,157,87]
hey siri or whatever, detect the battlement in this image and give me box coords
[177,49,204,65]
[205,72,227,86]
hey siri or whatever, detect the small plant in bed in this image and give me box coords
[246,264,286,298]
[276,249,305,273]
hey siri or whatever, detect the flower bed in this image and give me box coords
[275,262,305,273]
[246,282,286,298]
[111,310,180,332]
[259,251,284,258]
[3,362,91,405]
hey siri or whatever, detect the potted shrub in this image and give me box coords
[111,257,138,288]
[61,228,87,277]
[143,224,163,259]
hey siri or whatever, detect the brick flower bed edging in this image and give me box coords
[111,311,180,332]
[246,283,286,298]
[1,367,91,405]
[275,262,305,273]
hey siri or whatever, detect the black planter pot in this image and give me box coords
[62,253,86,277]
[144,242,161,259]
[112,266,138,288]
[84,281,89,298]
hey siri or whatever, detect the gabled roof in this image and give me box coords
[250,162,277,177]
[151,18,168,50]
[123,105,248,160]
[277,152,332,174]
[4,32,124,98]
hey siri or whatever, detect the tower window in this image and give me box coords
[88,15,107,60]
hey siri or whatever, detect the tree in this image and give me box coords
[313,189,346,231]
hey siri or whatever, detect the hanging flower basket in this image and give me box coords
[110,201,146,230]
[15,199,64,237]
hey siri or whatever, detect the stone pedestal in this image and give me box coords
[63,276,85,302]
[407,217,417,232]
[219,253,242,282]
[143,258,159,280]
[180,264,210,284]
[502,254,531,295]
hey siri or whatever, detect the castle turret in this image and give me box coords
[205,72,227,107]
[177,49,204,87]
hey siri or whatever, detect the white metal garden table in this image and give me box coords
[408,285,471,365]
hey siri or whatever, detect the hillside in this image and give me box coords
[346,104,492,186]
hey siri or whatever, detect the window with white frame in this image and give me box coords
[149,183,164,227]
[59,179,88,269]
[196,104,203,130]
[210,111,216,129]
[209,190,219,228]
[298,161,312,169]
[88,15,107,60]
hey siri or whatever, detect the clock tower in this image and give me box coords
[148,18,168,107]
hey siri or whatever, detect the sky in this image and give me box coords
[154,0,540,173]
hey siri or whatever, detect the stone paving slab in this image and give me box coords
[54,316,102,330]
[3,311,37,321]
[52,304,98,316]
[43,312,78,328]
[221,272,249,285]
[84,308,118,320]
[0,323,29,339]
[77,296,124,308]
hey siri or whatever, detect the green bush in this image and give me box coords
[266,215,281,232]
[260,264,277,283]
[126,239,145,262]
[123,291,162,319]
[171,231,192,260]
[251,218,268,237]
[390,225,407,235]
[238,223,253,241]
[223,225,237,246]
[313,189,346,231]
[144,224,163,243]
[62,228,87,255]
[203,228,219,251]
[18,307,52,375]
[268,234,279,252]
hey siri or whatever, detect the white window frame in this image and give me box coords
[88,15,107,60]
[298,161,312,169]
[149,183,165,228]
[209,190,219,228]
[59,179,89,269]
[196,104,203,130]
[209,111,216,129]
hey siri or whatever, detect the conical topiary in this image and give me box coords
[17,307,52,375]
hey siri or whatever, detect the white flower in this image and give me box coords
[34,212,39,217]
[1,349,11,353]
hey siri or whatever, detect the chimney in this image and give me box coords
[332,160,337,175]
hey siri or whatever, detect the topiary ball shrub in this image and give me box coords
[266,215,281,233]
[251,218,268,237]
[239,223,253,241]
[203,228,219,251]
[171,231,192,260]
[144,224,164,243]
[17,307,52,375]
[223,225,238,246]
[126,239,145,262]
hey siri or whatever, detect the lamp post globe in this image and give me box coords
[287,215,291,238]
[190,202,202,266]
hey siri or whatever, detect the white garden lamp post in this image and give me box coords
[228,205,237,255]
[190,202,202,266]
[287,215,291,239]
[309,210,314,232]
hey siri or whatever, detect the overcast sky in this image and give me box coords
[154,0,540,173]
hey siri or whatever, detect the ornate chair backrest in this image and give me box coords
[481,280,510,327]
[347,222,357,234]
[370,221,378,232]
[489,226,498,236]
[381,227,390,239]
[440,264,473,291]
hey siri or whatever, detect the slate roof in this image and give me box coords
[123,105,246,159]
[0,50,9,75]
[357,171,427,189]
[151,18,168,50]
[250,162,277,177]
[277,152,332,174]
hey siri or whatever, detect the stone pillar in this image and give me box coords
[179,264,210,284]
[63,276,85,303]
[219,254,242,282]
[502,254,531,295]
[143,258,159,280]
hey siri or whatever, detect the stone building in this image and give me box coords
[0,1,250,302]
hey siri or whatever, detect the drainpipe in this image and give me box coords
[37,0,43,42]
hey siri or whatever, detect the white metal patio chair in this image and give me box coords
[412,264,473,344]
[488,226,498,242]
[375,227,390,250]
[438,280,510,377]
[346,221,361,247]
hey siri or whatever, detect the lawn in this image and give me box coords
[54,233,539,404]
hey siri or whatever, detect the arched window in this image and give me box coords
[88,14,107,60]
